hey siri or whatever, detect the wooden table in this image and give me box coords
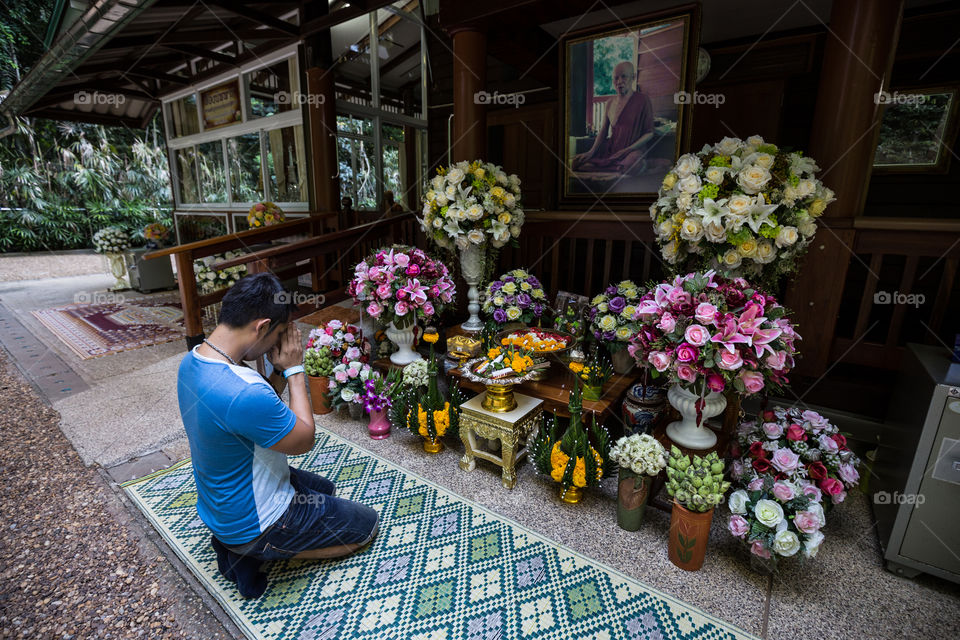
[449,363,640,427]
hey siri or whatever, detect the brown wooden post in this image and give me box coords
[785,0,904,377]
[450,26,487,162]
[175,252,204,350]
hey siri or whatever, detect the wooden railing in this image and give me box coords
[143,214,339,347]
[829,218,960,370]
[500,212,665,296]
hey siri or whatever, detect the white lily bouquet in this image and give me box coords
[420,160,524,252]
[194,250,248,295]
[92,227,131,254]
[651,135,834,287]
[609,433,667,477]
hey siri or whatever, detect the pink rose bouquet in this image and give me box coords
[347,245,455,329]
[627,271,799,396]
[730,406,861,510]
[306,320,371,366]
[726,476,826,567]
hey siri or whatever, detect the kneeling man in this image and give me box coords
[177,273,378,597]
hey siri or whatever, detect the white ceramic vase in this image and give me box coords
[665,383,726,450]
[386,320,421,365]
[459,243,484,332]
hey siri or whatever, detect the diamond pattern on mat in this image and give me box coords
[123,430,755,640]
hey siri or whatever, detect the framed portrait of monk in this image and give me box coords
[560,6,699,204]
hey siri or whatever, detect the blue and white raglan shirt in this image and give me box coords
[177,346,296,545]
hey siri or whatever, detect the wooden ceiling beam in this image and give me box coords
[160,44,239,67]
[206,1,300,36]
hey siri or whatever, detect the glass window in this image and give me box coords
[227,132,263,203]
[337,114,373,136]
[175,147,199,203]
[382,124,404,210]
[265,125,306,202]
[168,95,200,138]
[337,136,377,210]
[246,58,299,119]
[177,214,227,244]
[196,141,227,203]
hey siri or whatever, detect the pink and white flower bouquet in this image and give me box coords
[347,245,456,329]
[306,320,371,366]
[627,271,800,397]
[729,406,861,508]
[725,476,826,566]
[328,361,376,409]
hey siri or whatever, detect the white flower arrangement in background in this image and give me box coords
[651,135,834,287]
[92,227,131,254]
[194,250,248,295]
[420,160,524,252]
[401,359,429,389]
[609,433,667,477]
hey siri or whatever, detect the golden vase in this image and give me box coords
[423,438,444,454]
[560,485,583,504]
[482,382,517,413]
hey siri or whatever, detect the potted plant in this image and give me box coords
[142,222,170,250]
[651,134,834,290]
[529,383,612,504]
[303,345,335,414]
[628,271,800,450]
[481,268,547,330]
[664,447,730,571]
[347,245,455,365]
[588,280,647,373]
[421,161,525,331]
[608,433,667,530]
[359,368,402,439]
[567,346,612,402]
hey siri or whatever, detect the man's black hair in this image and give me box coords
[218,272,295,330]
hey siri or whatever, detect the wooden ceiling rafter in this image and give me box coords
[206,0,300,36]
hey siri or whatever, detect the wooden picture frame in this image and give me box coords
[558,4,700,206]
[873,86,960,174]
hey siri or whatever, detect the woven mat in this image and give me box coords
[31,295,187,359]
[123,430,755,640]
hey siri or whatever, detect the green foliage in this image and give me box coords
[0,116,172,252]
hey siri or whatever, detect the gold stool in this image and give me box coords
[458,392,543,489]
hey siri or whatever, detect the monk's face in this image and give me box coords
[613,62,636,97]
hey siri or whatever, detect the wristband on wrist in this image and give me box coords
[282,365,305,379]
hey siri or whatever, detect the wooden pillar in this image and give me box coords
[450,26,487,162]
[175,252,204,349]
[305,68,339,215]
[785,0,903,377]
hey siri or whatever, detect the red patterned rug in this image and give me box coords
[32,295,188,359]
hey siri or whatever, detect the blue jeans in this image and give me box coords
[226,467,379,561]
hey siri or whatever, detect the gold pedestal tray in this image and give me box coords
[482,382,517,412]
[459,392,544,489]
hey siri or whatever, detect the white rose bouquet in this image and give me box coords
[194,250,248,295]
[420,160,524,252]
[609,433,667,477]
[92,227,131,254]
[651,135,834,288]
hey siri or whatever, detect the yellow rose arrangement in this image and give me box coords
[248,201,285,228]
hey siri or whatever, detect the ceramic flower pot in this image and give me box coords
[386,320,421,365]
[459,243,484,332]
[611,347,635,375]
[617,469,651,531]
[368,408,390,439]
[307,375,332,415]
[665,384,726,450]
[668,501,714,571]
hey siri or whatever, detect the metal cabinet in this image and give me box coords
[125,248,177,293]
[874,343,960,583]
